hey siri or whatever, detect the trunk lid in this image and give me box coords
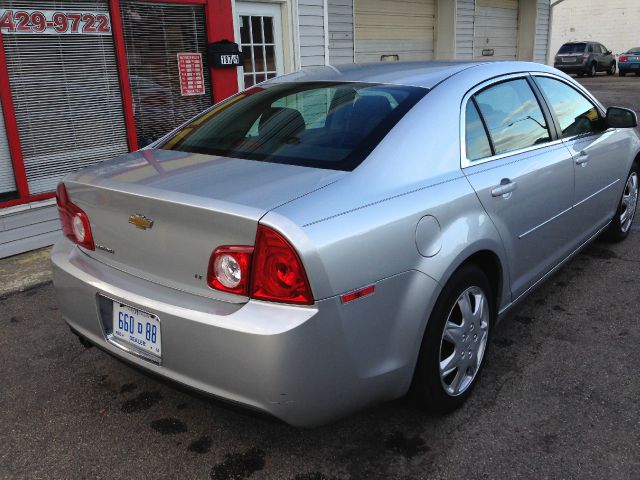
[65,149,345,302]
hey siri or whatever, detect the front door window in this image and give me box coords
[237,2,284,89]
[239,15,277,87]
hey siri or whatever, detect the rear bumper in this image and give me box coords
[51,238,439,426]
[554,63,588,73]
[619,63,640,72]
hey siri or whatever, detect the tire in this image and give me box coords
[619,71,627,77]
[607,63,616,75]
[604,162,639,242]
[412,264,495,413]
[577,72,585,77]
[588,63,597,77]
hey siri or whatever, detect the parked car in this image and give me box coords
[554,41,617,77]
[51,61,640,427]
[618,47,640,76]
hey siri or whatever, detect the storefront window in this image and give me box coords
[0,102,17,201]
[122,1,212,148]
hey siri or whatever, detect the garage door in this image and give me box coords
[354,0,435,63]
[474,0,519,60]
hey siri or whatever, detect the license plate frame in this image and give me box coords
[109,302,162,363]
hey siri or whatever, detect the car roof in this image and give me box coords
[265,61,558,89]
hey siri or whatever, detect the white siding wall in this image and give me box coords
[456,0,476,59]
[0,202,60,259]
[534,0,550,63]
[299,0,327,67]
[549,0,640,61]
[328,0,354,64]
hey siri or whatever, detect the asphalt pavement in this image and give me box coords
[1,74,639,480]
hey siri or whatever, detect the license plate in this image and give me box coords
[112,303,161,358]
[561,57,576,63]
[629,56,639,62]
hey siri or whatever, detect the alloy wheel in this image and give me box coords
[438,286,489,397]
[620,172,639,233]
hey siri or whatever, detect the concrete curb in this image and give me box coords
[0,247,53,297]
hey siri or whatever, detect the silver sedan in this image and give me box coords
[52,61,640,426]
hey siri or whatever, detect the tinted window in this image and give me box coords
[474,79,550,155]
[536,77,600,138]
[558,43,586,54]
[465,101,492,161]
[587,44,594,53]
[628,48,640,54]
[161,82,426,171]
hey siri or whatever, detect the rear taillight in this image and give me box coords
[251,225,313,305]
[207,246,253,295]
[56,183,95,250]
[620,56,628,62]
[207,225,313,305]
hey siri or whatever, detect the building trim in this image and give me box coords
[207,0,239,101]
[110,0,139,152]
[0,31,28,200]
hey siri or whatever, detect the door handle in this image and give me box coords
[491,179,517,198]
[575,151,590,165]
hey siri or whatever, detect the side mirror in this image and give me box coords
[607,107,638,129]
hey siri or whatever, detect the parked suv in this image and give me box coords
[554,41,616,77]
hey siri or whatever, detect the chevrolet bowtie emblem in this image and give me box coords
[128,214,154,230]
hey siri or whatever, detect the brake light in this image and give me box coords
[620,56,628,62]
[251,225,313,305]
[56,183,95,250]
[207,225,313,305]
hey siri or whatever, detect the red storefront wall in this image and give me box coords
[0,0,238,210]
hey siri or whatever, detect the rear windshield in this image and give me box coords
[558,43,586,54]
[160,81,427,171]
[627,48,640,54]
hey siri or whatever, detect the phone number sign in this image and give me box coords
[0,9,112,35]
[178,53,206,96]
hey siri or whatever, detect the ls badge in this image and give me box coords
[129,214,154,230]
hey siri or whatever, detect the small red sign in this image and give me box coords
[177,53,205,96]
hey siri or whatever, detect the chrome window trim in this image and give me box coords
[460,73,559,169]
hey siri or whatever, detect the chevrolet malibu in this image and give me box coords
[52,61,640,426]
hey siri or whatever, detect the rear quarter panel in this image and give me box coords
[268,66,517,308]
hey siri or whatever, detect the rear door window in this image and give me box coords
[161,82,426,171]
[473,79,551,156]
[535,77,601,138]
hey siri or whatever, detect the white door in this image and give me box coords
[354,0,436,63]
[236,2,284,89]
[474,0,519,60]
